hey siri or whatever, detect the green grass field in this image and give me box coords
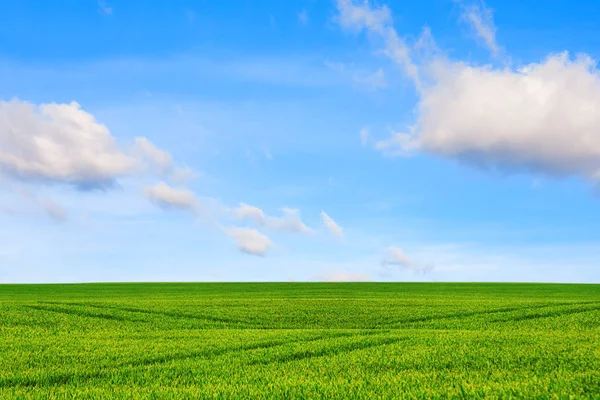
[1,283,599,399]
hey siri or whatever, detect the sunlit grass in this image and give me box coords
[1,283,599,398]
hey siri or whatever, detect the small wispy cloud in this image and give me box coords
[324,60,346,73]
[321,211,344,240]
[298,9,309,25]
[262,147,273,160]
[324,61,387,91]
[98,1,113,15]
[39,198,68,224]
[353,68,387,90]
[336,0,420,87]
[185,8,195,23]
[382,246,433,274]
[457,0,501,57]
[360,128,370,147]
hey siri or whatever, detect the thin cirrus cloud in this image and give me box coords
[98,1,112,15]
[360,127,370,147]
[39,197,68,223]
[457,0,501,57]
[382,246,433,274]
[323,61,387,91]
[336,0,420,87]
[320,211,344,240]
[338,0,600,185]
[9,187,69,223]
[298,9,309,25]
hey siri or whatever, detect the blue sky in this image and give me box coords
[1,0,600,283]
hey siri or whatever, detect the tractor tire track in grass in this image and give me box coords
[116,331,371,369]
[22,305,144,324]
[39,301,249,327]
[390,301,600,327]
[248,336,405,366]
[0,330,392,389]
[490,304,600,323]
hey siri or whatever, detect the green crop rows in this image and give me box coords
[1,283,599,399]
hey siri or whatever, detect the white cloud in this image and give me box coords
[298,10,309,25]
[383,246,433,273]
[234,203,311,233]
[145,182,199,213]
[235,203,265,223]
[383,53,600,181]
[0,100,135,189]
[0,100,193,192]
[224,227,273,256]
[458,0,501,57]
[336,0,391,34]
[313,271,372,282]
[134,137,195,184]
[320,211,344,239]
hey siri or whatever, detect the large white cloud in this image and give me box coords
[145,181,199,213]
[0,100,135,189]
[224,227,273,256]
[386,54,600,180]
[0,99,190,190]
[338,1,600,183]
[234,203,311,233]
